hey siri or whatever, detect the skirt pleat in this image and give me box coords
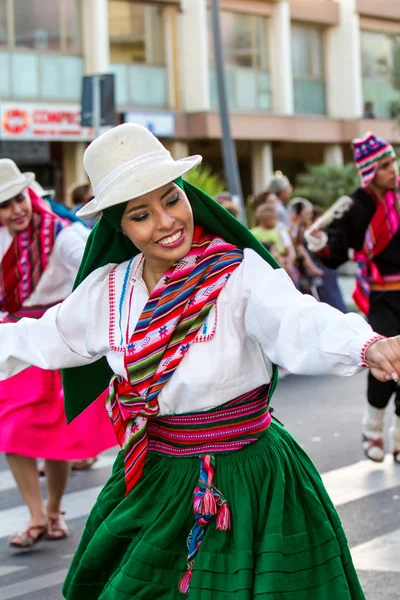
[63,421,365,599]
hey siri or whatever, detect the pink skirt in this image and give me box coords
[0,366,117,460]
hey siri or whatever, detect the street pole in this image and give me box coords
[210,0,246,223]
[92,75,102,139]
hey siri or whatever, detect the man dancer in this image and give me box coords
[306,132,400,463]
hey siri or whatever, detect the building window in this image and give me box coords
[0,0,82,101]
[361,30,400,119]
[291,23,326,115]
[109,0,166,65]
[108,0,169,108]
[0,0,80,52]
[14,0,61,50]
[208,11,271,111]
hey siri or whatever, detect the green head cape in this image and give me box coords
[62,179,280,423]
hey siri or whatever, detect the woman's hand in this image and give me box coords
[365,337,400,382]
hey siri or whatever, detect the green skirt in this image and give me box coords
[63,421,365,599]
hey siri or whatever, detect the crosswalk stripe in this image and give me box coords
[351,527,400,574]
[0,455,116,493]
[321,453,400,507]
[0,567,26,578]
[0,568,69,600]
[0,486,102,540]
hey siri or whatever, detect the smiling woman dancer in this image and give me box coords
[0,160,115,549]
[0,124,400,599]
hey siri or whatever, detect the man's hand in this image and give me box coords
[365,337,400,382]
[304,229,328,252]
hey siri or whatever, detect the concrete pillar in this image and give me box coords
[81,0,110,74]
[325,0,363,118]
[164,6,180,110]
[251,142,273,196]
[144,6,155,64]
[178,0,210,111]
[63,142,88,208]
[324,144,344,167]
[269,1,294,115]
[164,140,190,161]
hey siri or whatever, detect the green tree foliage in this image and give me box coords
[295,163,360,208]
[184,164,226,198]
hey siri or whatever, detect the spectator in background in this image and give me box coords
[71,183,96,229]
[288,198,323,294]
[215,191,240,219]
[251,204,286,253]
[71,183,92,212]
[310,205,348,313]
[252,193,297,281]
[266,174,292,228]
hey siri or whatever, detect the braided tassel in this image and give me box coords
[178,562,194,595]
[200,487,217,516]
[216,502,231,531]
[178,456,231,595]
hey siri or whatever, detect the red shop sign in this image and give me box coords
[2,109,30,135]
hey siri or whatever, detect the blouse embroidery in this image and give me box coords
[108,265,124,353]
[109,256,220,353]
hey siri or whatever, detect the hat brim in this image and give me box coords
[0,172,35,205]
[77,155,202,220]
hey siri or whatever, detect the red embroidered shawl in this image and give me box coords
[0,187,69,313]
[353,187,400,314]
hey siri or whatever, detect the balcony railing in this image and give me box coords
[110,63,168,109]
[210,67,271,111]
[293,79,326,115]
[0,52,83,101]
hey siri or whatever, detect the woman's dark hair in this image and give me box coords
[71,183,91,206]
[312,205,324,222]
[254,190,269,209]
[290,201,306,216]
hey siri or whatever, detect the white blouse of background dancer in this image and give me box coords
[0,246,377,416]
[0,222,89,307]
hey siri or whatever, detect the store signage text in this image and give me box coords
[0,103,92,141]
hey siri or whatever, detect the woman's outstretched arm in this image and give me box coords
[0,264,113,379]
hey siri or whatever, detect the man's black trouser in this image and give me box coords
[368,290,400,416]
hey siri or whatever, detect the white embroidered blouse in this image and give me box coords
[0,222,89,307]
[0,249,374,415]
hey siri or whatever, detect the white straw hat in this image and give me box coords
[0,159,35,204]
[30,180,55,200]
[78,124,202,219]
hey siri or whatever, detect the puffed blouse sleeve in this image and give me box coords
[236,249,374,376]
[0,264,113,379]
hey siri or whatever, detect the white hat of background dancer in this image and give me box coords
[0,159,35,205]
[30,180,55,201]
[78,123,202,220]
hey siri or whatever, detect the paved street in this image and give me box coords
[1,371,400,599]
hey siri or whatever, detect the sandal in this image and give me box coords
[362,434,385,462]
[71,457,98,471]
[9,524,48,549]
[46,512,69,541]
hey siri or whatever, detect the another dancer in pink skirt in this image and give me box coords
[0,159,116,549]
